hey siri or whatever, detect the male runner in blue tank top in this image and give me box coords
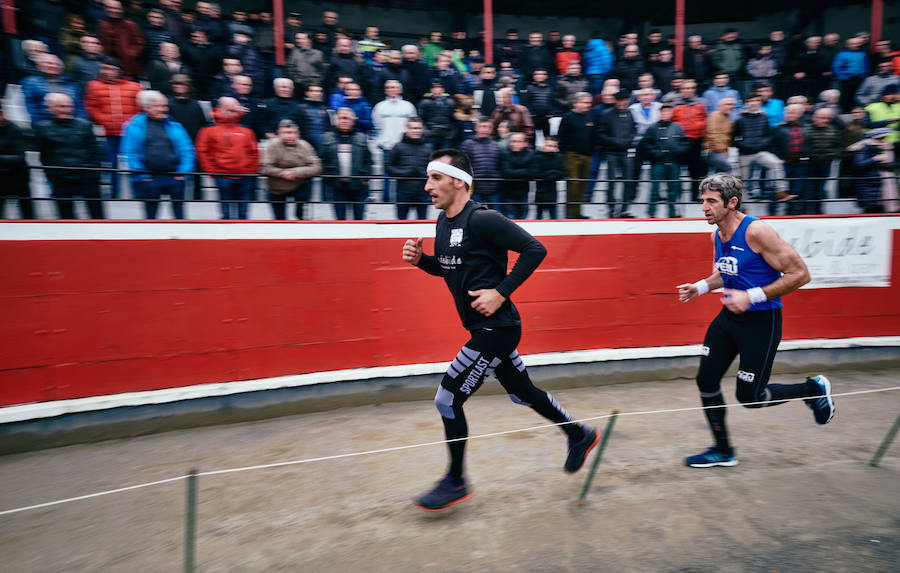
[401,148,599,511]
[677,173,835,468]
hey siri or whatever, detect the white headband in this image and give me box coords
[426,161,473,186]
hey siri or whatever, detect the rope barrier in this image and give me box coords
[1,384,897,517]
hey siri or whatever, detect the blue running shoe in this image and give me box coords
[805,374,835,425]
[685,446,738,468]
[565,426,599,473]
[413,475,471,512]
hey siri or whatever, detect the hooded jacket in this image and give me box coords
[195,110,260,178]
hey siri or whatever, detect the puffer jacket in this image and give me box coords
[386,135,433,197]
[36,117,103,183]
[733,110,773,155]
[673,96,707,140]
[85,78,142,136]
[195,111,260,177]
[639,120,688,163]
[499,147,535,200]
[521,81,554,118]
[418,94,457,140]
[461,136,502,197]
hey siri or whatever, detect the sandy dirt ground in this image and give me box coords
[1,368,899,572]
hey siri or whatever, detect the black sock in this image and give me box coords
[701,393,731,455]
[441,414,467,481]
[765,380,820,404]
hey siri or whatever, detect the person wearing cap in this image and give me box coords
[863,84,900,150]
[851,127,898,212]
[85,57,142,199]
[401,148,599,512]
[226,24,264,95]
[195,96,259,219]
[282,12,303,53]
[596,88,638,217]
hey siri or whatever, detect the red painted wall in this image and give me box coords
[1,223,898,407]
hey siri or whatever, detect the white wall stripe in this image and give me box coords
[2,216,898,241]
[1,336,897,425]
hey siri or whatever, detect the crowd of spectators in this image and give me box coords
[2,0,899,220]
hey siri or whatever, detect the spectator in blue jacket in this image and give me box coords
[832,37,870,112]
[22,54,86,125]
[582,31,615,95]
[122,90,196,219]
[702,73,742,119]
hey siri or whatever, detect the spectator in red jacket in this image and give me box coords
[98,0,146,78]
[672,79,708,197]
[195,96,260,219]
[85,57,142,198]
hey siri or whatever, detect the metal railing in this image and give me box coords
[3,163,896,220]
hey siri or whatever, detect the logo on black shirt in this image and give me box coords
[449,228,463,247]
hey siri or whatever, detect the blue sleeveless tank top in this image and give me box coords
[714,215,783,311]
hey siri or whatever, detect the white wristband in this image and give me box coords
[693,280,710,295]
[747,287,767,305]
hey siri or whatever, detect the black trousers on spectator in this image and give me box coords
[684,139,707,200]
[49,178,105,219]
[606,152,636,217]
[839,77,865,113]
[269,183,311,220]
[1,168,33,219]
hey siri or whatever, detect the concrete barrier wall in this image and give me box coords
[1,215,898,409]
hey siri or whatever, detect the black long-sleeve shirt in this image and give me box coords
[417,200,547,330]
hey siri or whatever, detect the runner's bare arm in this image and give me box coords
[745,220,811,299]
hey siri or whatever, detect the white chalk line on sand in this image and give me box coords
[1,385,898,517]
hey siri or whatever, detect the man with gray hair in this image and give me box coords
[22,54,86,125]
[264,77,302,138]
[676,173,834,469]
[35,92,106,219]
[320,107,372,220]
[122,90,195,218]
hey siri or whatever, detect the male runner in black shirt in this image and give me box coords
[402,148,598,511]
